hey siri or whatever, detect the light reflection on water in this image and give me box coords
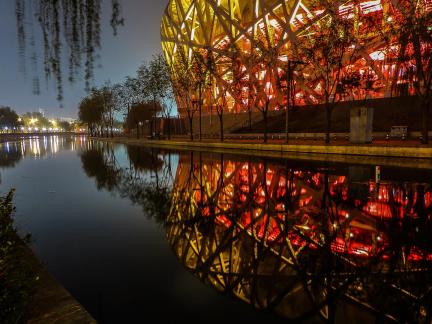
[0,136,431,323]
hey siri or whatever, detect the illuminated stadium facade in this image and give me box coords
[161,0,432,117]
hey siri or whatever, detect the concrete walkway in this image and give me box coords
[26,248,96,324]
[98,137,432,170]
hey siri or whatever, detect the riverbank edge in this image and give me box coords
[96,137,432,170]
[24,244,96,324]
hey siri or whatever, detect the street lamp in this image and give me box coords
[283,60,305,144]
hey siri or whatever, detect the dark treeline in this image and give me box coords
[78,54,175,139]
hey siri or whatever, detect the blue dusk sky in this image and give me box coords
[0,0,167,119]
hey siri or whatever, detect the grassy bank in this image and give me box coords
[0,190,37,323]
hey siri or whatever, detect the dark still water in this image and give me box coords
[0,136,431,323]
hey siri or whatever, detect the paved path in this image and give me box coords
[25,248,96,324]
[164,135,431,148]
[98,136,432,170]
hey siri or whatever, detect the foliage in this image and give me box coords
[117,55,173,135]
[112,78,142,115]
[78,89,104,132]
[125,102,161,130]
[21,112,50,128]
[139,54,172,107]
[0,190,37,323]
[58,121,72,132]
[80,148,121,191]
[384,1,432,143]
[169,48,199,139]
[15,0,124,102]
[80,144,172,225]
[0,149,23,169]
[170,48,196,112]
[99,82,120,137]
[0,107,21,129]
[78,83,121,136]
[74,53,175,136]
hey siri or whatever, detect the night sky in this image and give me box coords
[0,0,167,119]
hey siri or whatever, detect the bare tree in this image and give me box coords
[297,0,356,144]
[161,87,176,140]
[253,39,279,143]
[99,81,118,138]
[170,48,197,141]
[138,54,171,139]
[191,50,213,141]
[214,84,228,142]
[386,2,432,144]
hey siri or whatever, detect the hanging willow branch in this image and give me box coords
[15,0,124,103]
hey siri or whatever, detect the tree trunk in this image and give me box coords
[189,116,193,141]
[219,112,224,142]
[167,117,171,140]
[199,83,202,141]
[136,123,140,139]
[150,119,154,139]
[263,109,268,143]
[248,108,252,131]
[325,104,332,144]
[421,99,429,144]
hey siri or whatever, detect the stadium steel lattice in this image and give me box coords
[161,0,432,116]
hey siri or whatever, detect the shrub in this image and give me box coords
[0,190,37,323]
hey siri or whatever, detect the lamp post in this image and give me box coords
[284,60,305,144]
[198,82,202,141]
[191,97,199,141]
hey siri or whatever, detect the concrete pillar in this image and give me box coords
[350,107,374,144]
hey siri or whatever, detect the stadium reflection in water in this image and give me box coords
[168,152,432,322]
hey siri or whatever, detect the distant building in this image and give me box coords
[58,117,77,124]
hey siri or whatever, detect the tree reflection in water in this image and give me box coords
[80,142,174,225]
[167,152,432,323]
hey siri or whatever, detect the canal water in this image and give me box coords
[0,136,431,323]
